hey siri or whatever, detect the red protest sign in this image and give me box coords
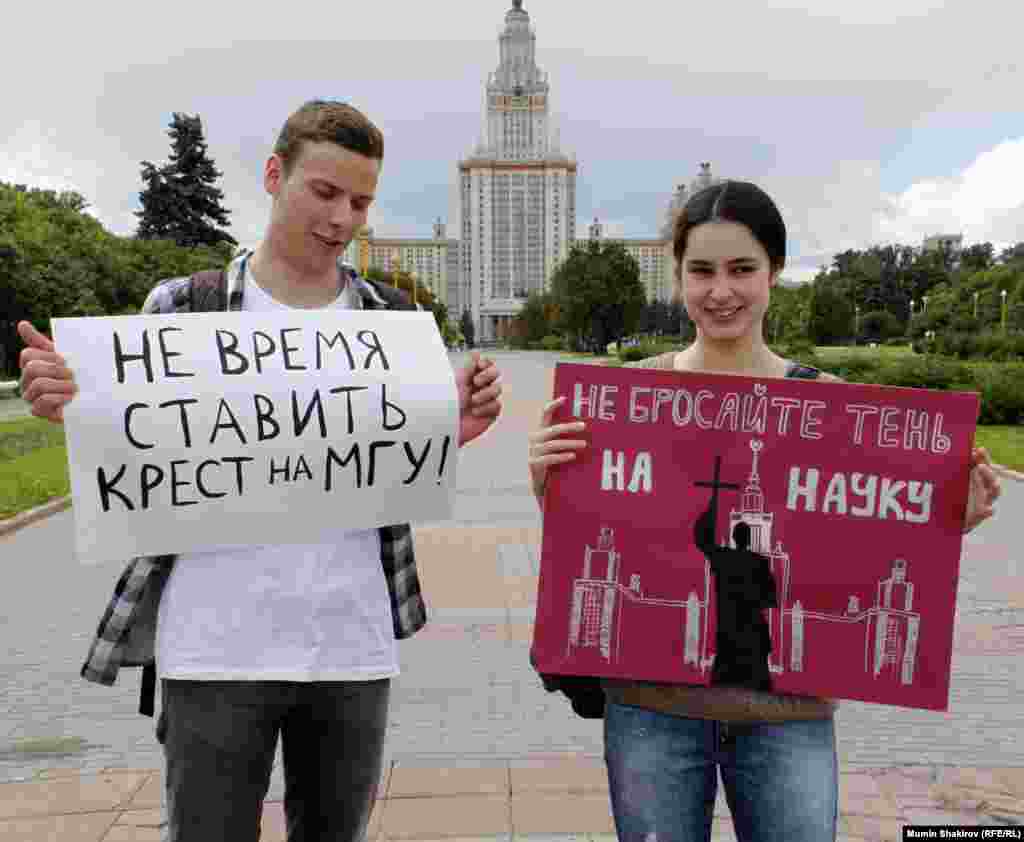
[531,363,979,711]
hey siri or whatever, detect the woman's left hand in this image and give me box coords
[963,446,1001,533]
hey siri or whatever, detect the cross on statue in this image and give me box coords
[695,456,741,543]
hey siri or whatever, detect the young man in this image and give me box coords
[18,99,502,842]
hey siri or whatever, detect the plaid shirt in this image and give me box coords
[80,251,427,712]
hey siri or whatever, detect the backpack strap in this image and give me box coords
[361,277,415,311]
[785,361,823,380]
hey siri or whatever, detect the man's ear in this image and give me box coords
[264,155,284,198]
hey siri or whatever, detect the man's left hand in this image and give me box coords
[964,446,1001,533]
[456,353,502,446]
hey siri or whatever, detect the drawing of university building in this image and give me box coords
[566,440,923,687]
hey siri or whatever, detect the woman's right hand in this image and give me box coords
[18,321,76,424]
[528,395,587,508]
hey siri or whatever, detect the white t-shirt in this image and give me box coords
[155,268,399,681]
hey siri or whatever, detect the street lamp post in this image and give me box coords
[974,291,980,319]
[1001,289,1008,332]
[923,295,929,314]
[854,305,861,343]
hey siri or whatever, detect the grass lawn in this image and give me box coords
[974,426,1024,473]
[0,418,69,519]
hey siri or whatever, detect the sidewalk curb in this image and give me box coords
[0,496,71,538]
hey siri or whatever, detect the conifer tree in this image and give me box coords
[135,113,237,248]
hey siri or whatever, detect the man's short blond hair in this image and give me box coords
[274,100,384,176]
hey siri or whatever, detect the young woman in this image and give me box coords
[527,181,1001,842]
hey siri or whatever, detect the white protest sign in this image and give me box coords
[51,310,459,565]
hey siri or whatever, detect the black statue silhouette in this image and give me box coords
[694,456,777,692]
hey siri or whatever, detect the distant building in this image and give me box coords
[580,162,724,302]
[359,220,457,308]
[456,0,577,342]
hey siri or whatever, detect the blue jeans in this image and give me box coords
[604,702,837,842]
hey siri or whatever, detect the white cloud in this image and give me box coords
[879,137,1024,246]
[1,0,1020,284]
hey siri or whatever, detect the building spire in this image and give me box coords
[742,439,765,513]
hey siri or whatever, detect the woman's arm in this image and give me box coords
[527,395,587,509]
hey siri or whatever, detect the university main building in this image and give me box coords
[353,1,721,342]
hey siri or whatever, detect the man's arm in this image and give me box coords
[455,353,502,447]
[17,322,75,424]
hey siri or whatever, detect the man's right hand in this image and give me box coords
[18,321,76,424]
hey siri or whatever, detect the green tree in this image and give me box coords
[549,240,646,352]
[858,310,903,343]
[460,308,476,349]
[511,291,557,348]
[0,180,235,376]
[960,242,995,273]
[999,243,1024,266]
[136,113,237,248]
[807,275,855,345]
[766,283,812,344]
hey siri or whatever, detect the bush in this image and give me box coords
[873,355,972,391]
[886,336,911,347]
[926,330,1024,361]
[618,339,678,362]
[774,338,819,368]
[974,364,1024,425]
[540,335,565,351]
[820,355,885,384]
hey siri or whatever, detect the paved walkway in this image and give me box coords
[1,351,1022,841]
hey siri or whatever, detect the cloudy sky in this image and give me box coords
[3,0,1021,282]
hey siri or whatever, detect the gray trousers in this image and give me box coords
[156,678,390,842]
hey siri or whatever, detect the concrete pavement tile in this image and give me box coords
[712,788,730,818]
[504,576,539,609]
[509,758,607,794]
[873,768,938,809]
[261,801,287,842]
[995,768,1024,798]
[113,808,163,827]
[839,772,904,818]
[381,794,510,838]
[411,530,509,612]
[368,800,384,841]
[505,622,534,643]
[389,766,509,798]
[838,815,906,842]
[0,811,117,842]
[936,766,1016,795]
[902,807,992,825]
[510,794,615,835]
[975,792,1024,816]
[32,767,84,779]
[0,772,145,819]
[102,827,163,842]
[124,773,162,810]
